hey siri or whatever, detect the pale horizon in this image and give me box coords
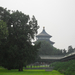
[0,0,75,50]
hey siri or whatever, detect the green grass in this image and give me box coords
[0,68,64,75]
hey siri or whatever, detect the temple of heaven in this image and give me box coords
[36,27,55,45]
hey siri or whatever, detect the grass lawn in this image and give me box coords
[0,68,64,75]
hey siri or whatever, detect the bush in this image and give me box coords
[50,60,75,75]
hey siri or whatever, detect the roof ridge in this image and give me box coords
[36,27,52,37]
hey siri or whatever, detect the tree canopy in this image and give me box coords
[0,20,8,44]
[35,40,67,55]
[0,6,40,71]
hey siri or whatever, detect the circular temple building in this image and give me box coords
[36,27,55,45]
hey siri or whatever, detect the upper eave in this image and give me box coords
[36,27,52,37]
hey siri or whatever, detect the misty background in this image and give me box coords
[0,0,75,50]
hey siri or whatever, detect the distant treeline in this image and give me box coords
[36,40,75,55]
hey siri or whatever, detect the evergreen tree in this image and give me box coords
[68,45,74,54]
[0,7,39,71]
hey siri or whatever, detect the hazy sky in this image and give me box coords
[0,0,75,50]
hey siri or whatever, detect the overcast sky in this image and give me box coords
[0,0,75,50]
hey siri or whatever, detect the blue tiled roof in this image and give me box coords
[36,28,52,37]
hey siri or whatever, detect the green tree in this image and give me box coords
[0,7,39,71]
[0,7,10,24]
[0,20,8,66]
[68,45,74,54]
[0,20,8,44]
[36,40,54,55]
[35,40,64,55]
[62,49,66,55]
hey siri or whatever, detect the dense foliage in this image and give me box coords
[50,60,75,75]
[0,6,40,71]
[35,40,66,55]
[67,46,75,54]
[36,40,75,56]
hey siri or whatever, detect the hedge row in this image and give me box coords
[50,60,75,75]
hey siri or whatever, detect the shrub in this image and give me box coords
[50,60,75,75]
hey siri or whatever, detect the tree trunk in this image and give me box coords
[25,65,26,68]
[7,67,11,70]
[8,68,11,70]
[18,66,23,71]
